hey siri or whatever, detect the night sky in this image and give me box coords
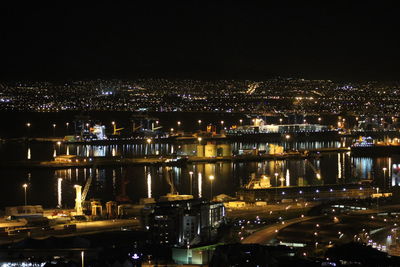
[2,2,400,81]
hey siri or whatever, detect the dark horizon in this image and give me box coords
[2,2,400,82]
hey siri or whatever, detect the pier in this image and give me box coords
[0,152,327,169]
[237,184,375,202]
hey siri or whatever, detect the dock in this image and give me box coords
[0,152,330,169]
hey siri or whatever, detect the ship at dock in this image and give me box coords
[351,136,400,156]
[63,114,169,144]
[226,118,339,141]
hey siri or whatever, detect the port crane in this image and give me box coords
[165,167,178,194]
[112,123,124,135]
[74,170,93,215]
[305,159,321,179]
[132,123,162,133]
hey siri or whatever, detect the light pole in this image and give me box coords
[209,175,214,200]
[198,120,202,130]
[239,119,243,126]
[26,123,31,138]
[383,167,387,190]
[23,183,28,206]
[66,122,69,133]
[189,171,194,195]
[52,124,56,137]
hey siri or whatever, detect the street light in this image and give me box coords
[197,137,202,144]
[52,123,56,137]
[26,123,31,138]
[239,119,243,125]
[198,120,202,128]
[279,118,283,124]
[146,138,152,144]
[22,183,28,206]
[66,122,69,133]
[189,171,194,195]
[209,175,215,200]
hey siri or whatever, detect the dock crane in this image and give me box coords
[305,159,321,180]
[74,170,93,215]
[165,166,178,195]
[152,123,162,131]
[111,121,124,135]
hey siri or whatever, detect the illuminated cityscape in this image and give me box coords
[2,2,400,267]
[1,78,400,116]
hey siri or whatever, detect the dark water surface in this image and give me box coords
[0,140,396,209]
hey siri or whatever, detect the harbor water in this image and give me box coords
[0,140,398,209]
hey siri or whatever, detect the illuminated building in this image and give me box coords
[149,198,225,246]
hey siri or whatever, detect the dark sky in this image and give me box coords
[1,2,400,81]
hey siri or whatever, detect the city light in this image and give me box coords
[4,5,400,265]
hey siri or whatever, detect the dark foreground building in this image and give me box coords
[149,198,225,246]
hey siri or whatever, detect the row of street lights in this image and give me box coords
[26,122,68,137]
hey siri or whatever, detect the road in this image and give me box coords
[241,216,319,244]
[227,202,316,220]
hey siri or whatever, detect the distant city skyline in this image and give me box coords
[2,2,400,82]
[1,78,399,116]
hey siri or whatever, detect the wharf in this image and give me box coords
[237,183,375,202]
[0,152,325,169]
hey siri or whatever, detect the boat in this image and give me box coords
[226,118,339,141]
[351,136,400,156]
[245,174,272,189]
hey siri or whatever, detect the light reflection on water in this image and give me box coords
[0,140,398,209]
[0,140,346,161]
[0,152,398,209]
